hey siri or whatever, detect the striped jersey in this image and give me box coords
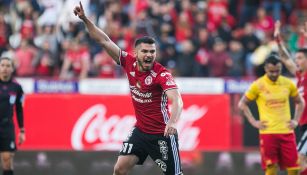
[245,75,298,134]
[119,50,178,134]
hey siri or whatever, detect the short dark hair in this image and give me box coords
[264,54,281,65]
[0,57,14,68]
[134,36,156,47]
[297,48,307,57]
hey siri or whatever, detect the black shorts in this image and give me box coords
[0,137,16,152]
[119,127,183,175]
[297,125,307,155]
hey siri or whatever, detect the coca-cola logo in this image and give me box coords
[71,104,208,151]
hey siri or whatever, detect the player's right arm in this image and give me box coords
[238,82,267,130]
[238,96,267,130]
[274,20,297,75]
[73,2,120,64]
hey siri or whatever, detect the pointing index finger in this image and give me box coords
[80,1,83,10]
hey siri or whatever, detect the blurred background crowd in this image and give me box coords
[0,0,307,79]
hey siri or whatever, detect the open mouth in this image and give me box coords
[144,58,152,65]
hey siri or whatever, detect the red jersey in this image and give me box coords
[119,51,178,134]
[296,71,307,126]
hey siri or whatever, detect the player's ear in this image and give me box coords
[133,47,138,57]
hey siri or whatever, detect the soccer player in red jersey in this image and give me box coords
[74,2,183,175]
[274,20,307,175]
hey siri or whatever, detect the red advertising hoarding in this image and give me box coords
[21,94,230,151]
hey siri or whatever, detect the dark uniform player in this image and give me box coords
[0,57,25,175]
[74,2,183,175]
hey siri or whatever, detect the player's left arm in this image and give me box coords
[290,94,305,129]
[16,85,25,145]
[164,89,183,137]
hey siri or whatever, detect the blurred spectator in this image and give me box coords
[262,0,282,21]
[262,0,294,22]
[132,9,155,37]
[239,0,260,27]
[14,39,37,76]
[37,0,63,26]
[207,0,234,32]
[240,23,261,76]
[250,36,277,77]
[19,4,36,41]
[253,7,274,40]
[34,25,58,55]
[60,40,90,80]
[175,11,193,42]
[207,38,232,77]
[193,28,213,76]
[0,0,305,78]
[228,40,245,77]
[0,13,12,55]
[33,40,56,77]
[91,50,117,78]
[177,39,196,77]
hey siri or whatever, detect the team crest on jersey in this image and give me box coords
[145,76,153,85]
[10,141,15,149]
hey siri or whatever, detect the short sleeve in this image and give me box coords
[119,50,136,70]
[157,71,178,92]
[245,82,259,101]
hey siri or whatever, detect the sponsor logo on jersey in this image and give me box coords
[10,141,15,149]
[160,72,171,77]
[9,94,16,104]
[129,72,135,77]
[145,76,153,85]
[150,70,157,77]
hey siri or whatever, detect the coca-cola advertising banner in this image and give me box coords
[21,94,231,151]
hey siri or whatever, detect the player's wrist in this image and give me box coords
[293,120,298,126]
[20,128,25,133]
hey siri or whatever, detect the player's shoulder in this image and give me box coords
[252,76,264,85]
[279,76,296,86]
[153,62,172,77]
[119,50,135,64]
[11,79,23,89]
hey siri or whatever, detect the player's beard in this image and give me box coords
[137,59,153,72]
[268,75,279,82]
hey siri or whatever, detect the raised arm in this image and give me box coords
[73,2,121,64]
[274,20,297,75]
[164,89,183,137]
